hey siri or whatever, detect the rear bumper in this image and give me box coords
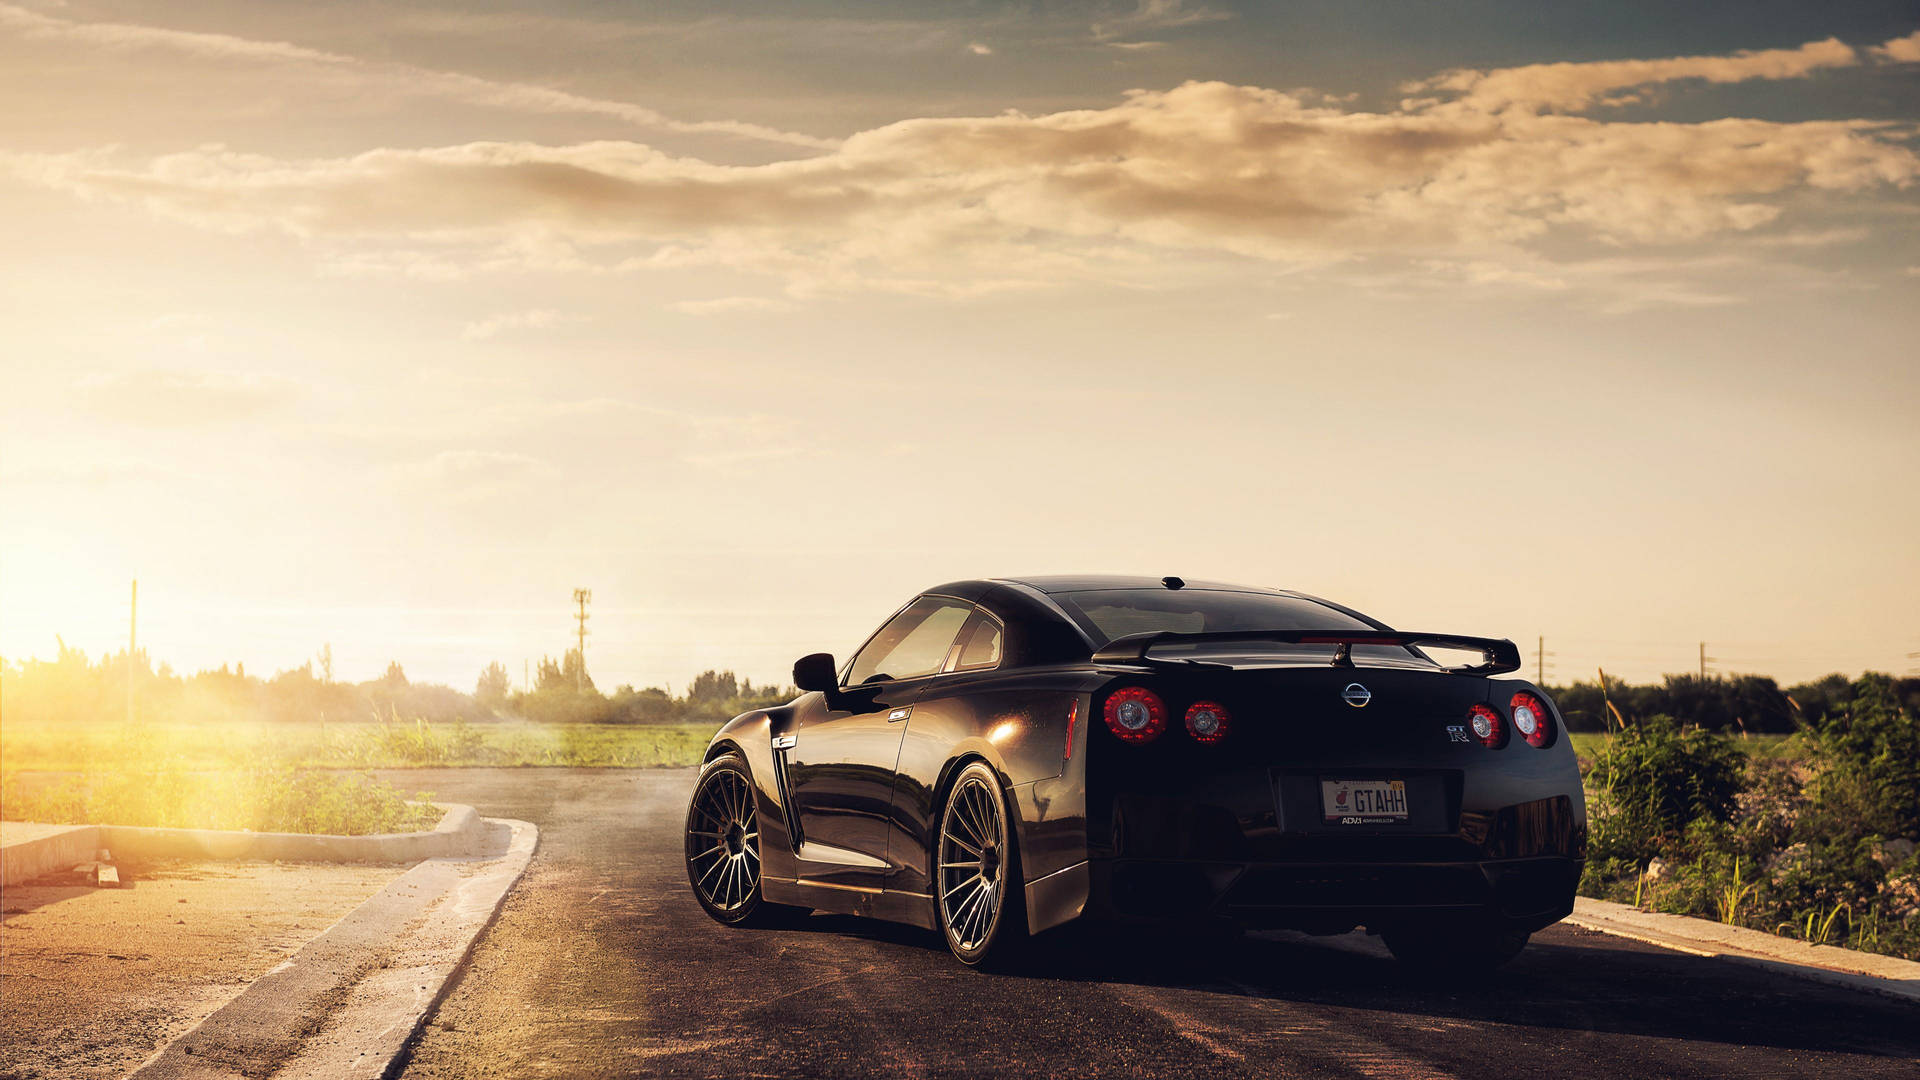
[1080,854,1581,935]
[1022,789,1585,937]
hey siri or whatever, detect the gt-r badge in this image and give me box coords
[1446,725,1470,742]
[1341,683,1372,708]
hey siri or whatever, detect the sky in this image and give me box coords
[1,0,1917,693]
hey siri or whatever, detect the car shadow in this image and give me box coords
[777,913,1920,1060]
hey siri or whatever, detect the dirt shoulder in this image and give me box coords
[0,860,405,1080]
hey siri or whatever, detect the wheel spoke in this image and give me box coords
[951,879,987,935]
[973,883,997,942]
[957,794,987,847]
[939,860,982,869]
[945,831,981,857]
[698,851,728,891]
[944,874,982,901]
[975,784,999,838]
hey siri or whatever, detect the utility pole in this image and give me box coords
[1699,641,1707,680]
[572,588,592,692]
[127,578,138,725]
[1535,636,1555,685]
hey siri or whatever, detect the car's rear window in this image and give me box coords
[1054,589,1374,645]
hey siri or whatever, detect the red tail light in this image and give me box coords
[1063,699,1080,761]
[1184,700,1231,744]
[1104,687,1167,744]
[1466,703,1504,748]
[1510,692,1553,748]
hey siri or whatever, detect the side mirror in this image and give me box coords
[793,653,839,694]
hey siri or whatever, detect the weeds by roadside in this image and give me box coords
[1581,674,1920,961]
[0,765,440,835]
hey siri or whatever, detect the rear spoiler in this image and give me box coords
[1090,629,1523,676]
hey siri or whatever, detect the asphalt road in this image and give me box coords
[381,768,1920,1079]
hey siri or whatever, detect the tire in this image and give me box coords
[685,752,807,928]
[935,761,1028,967]
[1381,921,1530,974]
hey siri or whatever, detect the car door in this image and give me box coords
[784,595,976,890]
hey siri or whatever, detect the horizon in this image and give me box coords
[3,1,1917,693]
[4,577,1911,693]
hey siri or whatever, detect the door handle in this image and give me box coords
[887,707,911,723]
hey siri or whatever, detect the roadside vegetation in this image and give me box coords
[0,644,763,832]
[1573,673,1920,962]
[1,766,441,835]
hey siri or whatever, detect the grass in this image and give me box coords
[0,716,721,773]
[1,767,443,835]
[1570,731,1793,769]
[0,716,721,833]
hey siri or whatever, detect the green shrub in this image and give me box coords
[1586,714,1747,866]
[1797,674,1920,841]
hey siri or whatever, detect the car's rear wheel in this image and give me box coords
[1381,921,1529,973]
[936,761,1027,967]
[685,752,806,927]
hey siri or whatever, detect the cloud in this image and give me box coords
[461,308,577,340]
[1871,30,1920,63]
[75,368,296,427]
[967,42,992,56]
[0,3,834,150]
[1408,37,1860,114]
[1091,1,1231,44]
[8,36,1917,300]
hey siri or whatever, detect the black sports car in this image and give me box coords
[685,575,1586,969]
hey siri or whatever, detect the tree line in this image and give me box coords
[1545,671,1920,734]
[7,636,1914,733]
[0,639,792,727]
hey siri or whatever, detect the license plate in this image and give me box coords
[1321,778,1408,824]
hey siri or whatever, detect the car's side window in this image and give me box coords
[950,614,1003,672]
[845,597,975,685]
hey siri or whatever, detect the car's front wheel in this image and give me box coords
[1381,921,1529,973]
[936,761,1027,967]
[685,752,807,927]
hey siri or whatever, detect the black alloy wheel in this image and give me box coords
[686,753,805,927]
[936,760,1027,966]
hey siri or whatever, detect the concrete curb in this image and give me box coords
[129,816,539,1080]
[1567,896,1920,1004]
[0,823,101,890]
[0,804,485,886]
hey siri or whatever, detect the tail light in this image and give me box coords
[1103,687,1167,744]
[1466,703,1504,748]
[1063,699,1080,761]
[1184,700,1231,744]
[1510,692,1553,748]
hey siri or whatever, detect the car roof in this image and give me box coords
[990,574,1298,596]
